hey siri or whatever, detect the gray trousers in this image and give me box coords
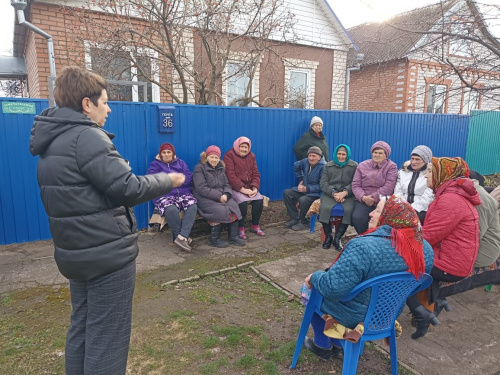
[164,203,198,238]
[66,260,136,375]
[283,188,317,223]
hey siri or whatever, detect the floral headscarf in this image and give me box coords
[430,157,470,192]
[332,144,351,167]
[369,195,425,279]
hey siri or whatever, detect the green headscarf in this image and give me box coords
[332,144,351,167]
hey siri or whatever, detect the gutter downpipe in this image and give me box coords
[344,53,364,111]
[12,0,56,107]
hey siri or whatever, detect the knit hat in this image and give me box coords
[307,146,323,157]
[371,141,391,157]
[310,116,323,127]
[206,145,221,158]
[430,157,470,192]
[159,143,175,158]
[233,136,252,156]
[411,145,432,164]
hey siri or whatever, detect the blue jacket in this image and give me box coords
[292,158,326,197]
[310,225,434,328]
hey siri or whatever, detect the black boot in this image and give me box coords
[322,222,333,249]
[333,224,349,251]
[209,225,229,248]
[434,298,452,318]
[411,305,439,340]
[228,221,245,246]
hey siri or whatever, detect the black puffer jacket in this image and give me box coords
[30,107,172,281]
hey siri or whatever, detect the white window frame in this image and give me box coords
[284,58,319,109]
[84,41,160,102]
[462,87,479,114]
[287,69,310,109]
[225,61,254,107]
[426,84,447,114]
[222,52,262,107]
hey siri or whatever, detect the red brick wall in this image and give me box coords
[25,3,335,108]
[348,59,408,112]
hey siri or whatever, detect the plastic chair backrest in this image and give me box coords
[339,272,432,334]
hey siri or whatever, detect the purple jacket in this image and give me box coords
[147,156,193,203]
[352,159,398,204]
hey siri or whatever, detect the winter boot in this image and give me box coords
[228,221,245,246]
[333,224,349,251]
[410,305,439,340]
[434,298,452,318]
[322,222,333,249]
[209,225,229,248]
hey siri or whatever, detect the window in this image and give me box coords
[449,20,472,57]
[462,88,479,114]
[426,84,447,113]
[85,42,160,102]
[288,69,310,109]
[226,62,252,106]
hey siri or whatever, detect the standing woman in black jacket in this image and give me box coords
[29,66,184,375]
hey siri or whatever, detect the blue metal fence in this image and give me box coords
[0,97,471,245]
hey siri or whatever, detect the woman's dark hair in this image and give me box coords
[54,66,107,112]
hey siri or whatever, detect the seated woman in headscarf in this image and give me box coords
[223,136,266,239]
[318,144,358,250]
[407,157,481,339]
[192,145,245,248]
[351,141,398,234]
[394,145,434,224]
[303,195,434,360]
[147,143,197,252]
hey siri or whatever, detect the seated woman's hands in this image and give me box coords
[333,191,347,203]
[168,173,186,188]
[240,187,254,196]
[305,273,313,289]
[220,194,228,203]
[362,195,375,207]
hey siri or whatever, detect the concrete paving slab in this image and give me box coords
[255,247,500,375]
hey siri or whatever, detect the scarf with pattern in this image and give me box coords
[431,156,470,192]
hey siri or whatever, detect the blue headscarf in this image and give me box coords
[332,144,351,167]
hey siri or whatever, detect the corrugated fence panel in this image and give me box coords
[0,98,471,245]
[466,110,500,175]
[0,98,51,244]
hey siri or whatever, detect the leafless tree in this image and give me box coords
[0,79,25,98]
[64,0,298,105]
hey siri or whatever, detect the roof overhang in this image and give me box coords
[0,56,28,79]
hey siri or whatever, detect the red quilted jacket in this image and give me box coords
[423,178,481,277]
[223,148,260,192]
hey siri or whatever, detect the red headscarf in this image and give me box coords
[159,143,175,158]
[364,195,425,279]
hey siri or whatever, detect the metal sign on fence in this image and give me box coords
[2,101,36,114]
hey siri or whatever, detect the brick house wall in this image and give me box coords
[22,2,345,109]
[348,59,408,112]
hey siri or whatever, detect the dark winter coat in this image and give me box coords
[192,155,242,223]
[293,128,330,162]
[223,148,260,191]
[423,178,481,277]
[147,156,193,204]
[292,158,326,197]
[29,107,172,281]
[311,225,434,329]
[319,160,358,225]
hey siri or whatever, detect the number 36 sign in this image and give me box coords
[157,106,175,133]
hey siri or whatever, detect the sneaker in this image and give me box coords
[250,227,266,236]
[187,237,193,245]
[303,337,342,361]
[174,237,192,252]
[291,222,309,231]
[284,219,299,228]
[238,230,247,240]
